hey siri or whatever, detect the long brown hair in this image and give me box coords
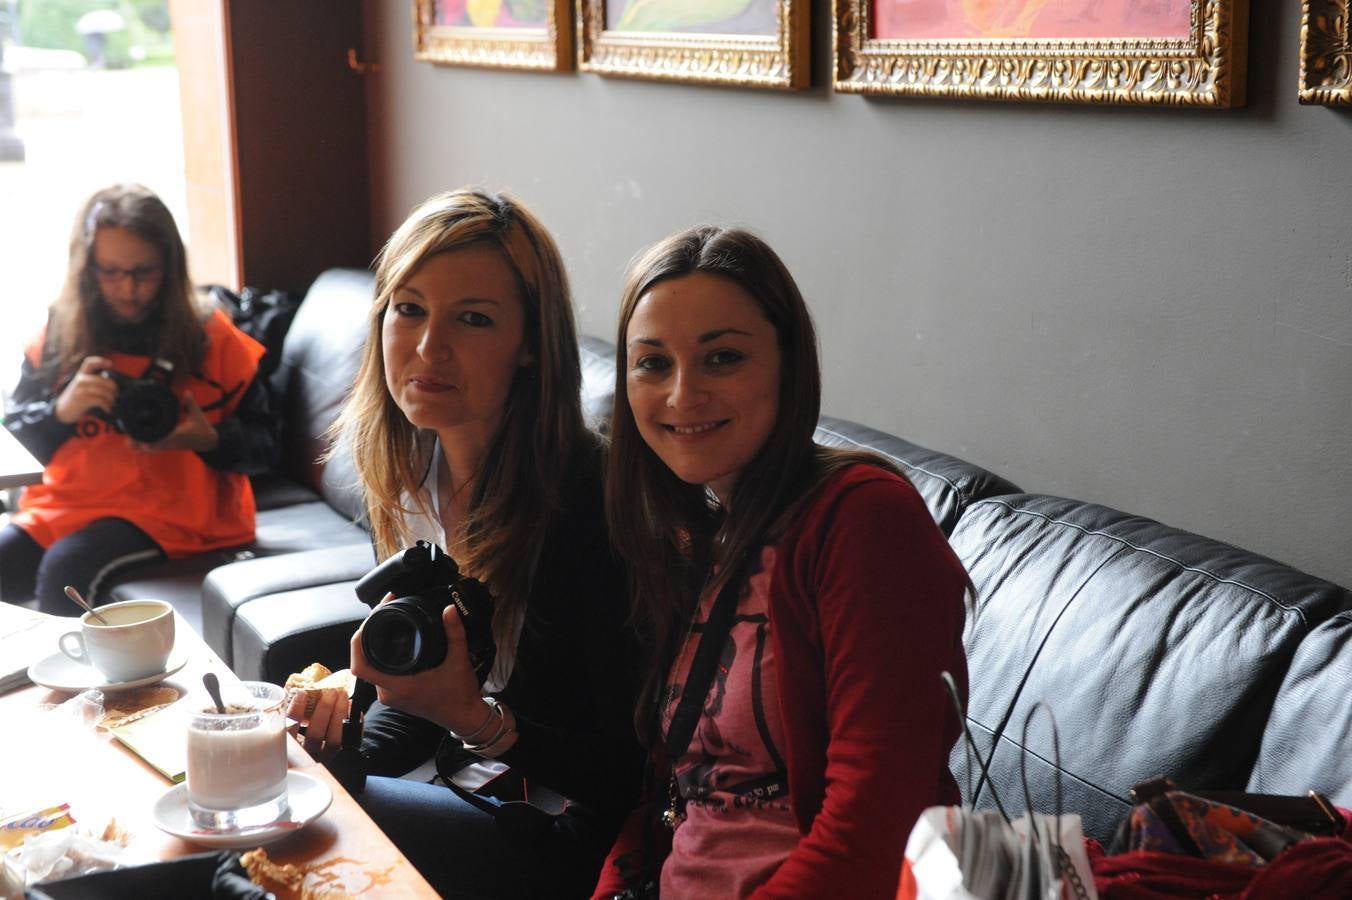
[333,188,587,658]
[607,226,903,724]
[45,184,204,379]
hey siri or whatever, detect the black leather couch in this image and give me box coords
[948,495,1352,842]
[138,268,1352,846]
[96,269,376,635]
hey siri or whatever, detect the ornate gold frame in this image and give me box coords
[413,0,573,72]
[833,1,1248,107]
[577,0,808,90]
[1301,0,1352,104]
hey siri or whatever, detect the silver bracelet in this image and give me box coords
[449,698,498,743]
[463,701,515,755]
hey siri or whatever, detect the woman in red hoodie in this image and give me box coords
[597,226,971,899]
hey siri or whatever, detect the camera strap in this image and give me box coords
[347,676,378,726]
[658,553,756,833]
[327,677,378,796]
[664,566,747,763]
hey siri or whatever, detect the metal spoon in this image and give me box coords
[63,585,110,625]
[202,672,227,714]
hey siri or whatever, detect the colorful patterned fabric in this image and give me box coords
[1095,801,1352,899]
[1124,792,1308,866]
[1125,803,1191,856]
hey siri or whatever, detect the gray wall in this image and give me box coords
[363,2,1352,589]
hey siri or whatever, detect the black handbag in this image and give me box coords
[206,285,298,380]
[24,851,264,900]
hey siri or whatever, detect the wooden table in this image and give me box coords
[0,614,437,897]
[0,428,43,491]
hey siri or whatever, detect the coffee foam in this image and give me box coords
[88,602,169,627]
[198,703,263,716]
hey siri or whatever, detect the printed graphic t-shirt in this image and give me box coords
[660,545,801,899]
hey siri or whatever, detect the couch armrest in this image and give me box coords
[201,543,375,665]
[231,582,369,683]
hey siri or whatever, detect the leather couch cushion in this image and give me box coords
[250,472,321,511]
[106,553,247,634]
[231,581,370,683]
[812,415,1019,535]
[270,268,373,524]
[106,500,365,634]
[200,543,375,665]
[579,334,616,434]
[251,500,366,555]
[1248,610,1352,805]
[948,494,1352,843]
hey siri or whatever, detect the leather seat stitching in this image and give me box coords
[813,424,969,500]
[976,498,1306,623]
[969,547,1124,806]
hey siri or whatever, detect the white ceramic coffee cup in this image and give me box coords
[58,599,175,682]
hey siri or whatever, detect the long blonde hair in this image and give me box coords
[44,184,204,380]
[333,188,587,651]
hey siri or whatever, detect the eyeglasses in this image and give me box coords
[92,263,162,286]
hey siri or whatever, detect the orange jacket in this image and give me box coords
[14,309,266,557]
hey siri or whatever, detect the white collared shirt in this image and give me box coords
[402,437,523,694]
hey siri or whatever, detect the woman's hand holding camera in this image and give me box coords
[54,357,218,453]
[351,594,500,740]
[53,356,117,424]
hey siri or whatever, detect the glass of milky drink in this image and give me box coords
[186,681,289,830]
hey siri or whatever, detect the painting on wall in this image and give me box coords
[414,0,573,72]
[834,1,1249,106]
[1300,0,1352,104]
[577,0,808,89]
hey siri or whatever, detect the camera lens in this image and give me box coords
[116,381,179,443]
[361,599,445,675]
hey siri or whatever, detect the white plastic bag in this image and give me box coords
[1013,813,1096,900]
[898,806,1098,900]
[901,806,983,900]
[0,855,25,900]
[11,826,129,886]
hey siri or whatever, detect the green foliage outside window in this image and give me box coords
[16,0,174,69]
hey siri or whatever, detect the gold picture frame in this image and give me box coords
[833,1,1249,107]
[577,0,809,90]
[1301,0,1352,104]
[413,0,573,72]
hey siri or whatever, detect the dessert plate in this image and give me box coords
[152,770,332,849]
[27,648,189,693]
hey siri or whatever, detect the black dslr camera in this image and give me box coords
[355,541,496,683]
[97,359,180,444]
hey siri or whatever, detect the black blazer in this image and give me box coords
[359,434,644,826]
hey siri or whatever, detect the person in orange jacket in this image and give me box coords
[1,184,278,615]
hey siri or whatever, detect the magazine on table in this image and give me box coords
[0,601,70,694]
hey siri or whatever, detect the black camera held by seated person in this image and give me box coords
[96,358,180,444]
[355,540,497,683]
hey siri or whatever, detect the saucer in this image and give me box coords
[152,771,332,849]
[26,648,189,693]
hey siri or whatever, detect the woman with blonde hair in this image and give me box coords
[299,188,642,898]
[594,226,971,898]
[1,183,275,614]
